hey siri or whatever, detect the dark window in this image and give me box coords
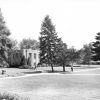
[26,50,27,58]
[34,53,36,59]
[29,53,32,58]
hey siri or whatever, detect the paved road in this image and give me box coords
[0,68,100,100]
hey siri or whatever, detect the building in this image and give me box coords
[23,49,40,68]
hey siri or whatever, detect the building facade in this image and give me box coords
[23,49,40,68]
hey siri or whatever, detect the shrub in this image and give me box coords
[0,57,9,68]
[0,92,30,100]
[8,50,23,67]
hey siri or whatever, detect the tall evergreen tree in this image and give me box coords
[92,32,100,61]
[0,8,11,67]
[39,15,58,72]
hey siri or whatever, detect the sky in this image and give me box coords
[0,0,100,49]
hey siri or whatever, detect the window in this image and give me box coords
[34,62,36,66]
[29,53,32,58]
[26,50,27,58]
[34,53,36,59]
[28,53,32,66]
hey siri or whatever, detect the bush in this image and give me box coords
[0,92,30,100]
[0,57,9,68]
[8,51,24,67]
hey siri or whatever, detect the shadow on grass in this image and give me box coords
[23,70,71,75]
[23,71,42,74]
[44,70,71,74]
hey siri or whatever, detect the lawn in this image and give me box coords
[0,65,99,75]
[0,68,100,100]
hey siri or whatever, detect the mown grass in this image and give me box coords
[0,92,30,100]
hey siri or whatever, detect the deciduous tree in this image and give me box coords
[19,38,39,50]
[55,38,68,72]
[67,47,80,71]
[82,43,92,64]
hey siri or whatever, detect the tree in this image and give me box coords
[77,49,84,64]
[55,38,68,72]
[0,8,11,67]
[19,38,39,50]
[82,43,92,64]
[78,43,92,65]
[39,15,59,72]
[10,39,18,50]
[67,47,80,71]
[92,32,100,61]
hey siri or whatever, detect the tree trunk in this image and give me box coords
[71,62,73,72]
[63,63,65,72]
[51,63,54,72]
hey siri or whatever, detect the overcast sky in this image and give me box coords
[0,0,100,49]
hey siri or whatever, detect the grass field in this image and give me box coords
[0,66,100,100]
[0,65,100,77]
